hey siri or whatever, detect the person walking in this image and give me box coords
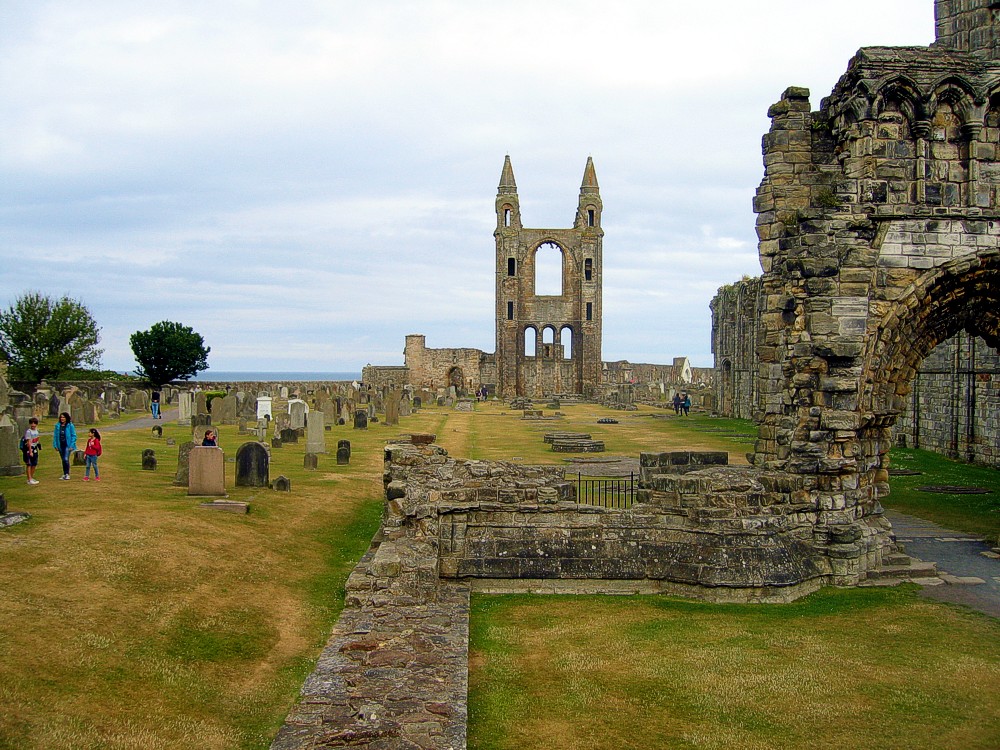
[682,393,691,416]
[53,412,77,480]
[672,392,682,414]
[83,428,102,481]
[22,417,41,485]
[151,390,161,419]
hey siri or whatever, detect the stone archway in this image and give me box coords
[447,366,466,397]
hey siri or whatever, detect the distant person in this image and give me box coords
[83,428,102,481]
[22,417,41,485]
[672,393,681,414]
[151,390,161,419]
[53,412,77,480]
[682,393,691,416]
[202,429,218,447]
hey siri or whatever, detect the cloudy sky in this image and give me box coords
[0,1,935,375]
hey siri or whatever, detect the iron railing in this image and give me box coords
[575,472,635,509]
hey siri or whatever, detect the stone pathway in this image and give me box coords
[886,510,1000,619]
[100,408,178,432]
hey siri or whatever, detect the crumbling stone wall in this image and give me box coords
[400,334,496,395]
[711,276,762,419]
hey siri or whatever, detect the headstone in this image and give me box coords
[238,418,248,435]
[235,442,269,488]
[82,400,100,424]
[142,449,157,471]
[0,415,24,477]
[177,391,193,426]
[340,403,351,425]
[336,440,350,465]
[288,399,308,429]
[303,453,318,470]
[48,393,60,418]
[188,446,226,496]
[152,425,162,438]
[271,437,282,449]
[256,396,273,419]
[280,427,298,444]
[173,442,195,485]
[166,437,176,446]
[384,392,400,426]
[271,475,291,492]
[399,397,412,418]
[213,393,238,425]
[413,396,422,409]
[305,411,326,453]
[194,391,208,417]
[279,386,289,399]
[353,410,368,430]
[73,450,86,466]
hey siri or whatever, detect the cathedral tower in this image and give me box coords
[494,156,604,398]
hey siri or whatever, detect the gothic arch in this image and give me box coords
[861,250,1000,420]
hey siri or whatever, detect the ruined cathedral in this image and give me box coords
[365,156,608,398]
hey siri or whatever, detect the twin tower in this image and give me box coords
[494,155,604,398]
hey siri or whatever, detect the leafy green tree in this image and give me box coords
[0,292,103,384]
[130,321,210,385]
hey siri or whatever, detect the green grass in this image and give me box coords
[469,587,1000,750]
[886,447,1000,541]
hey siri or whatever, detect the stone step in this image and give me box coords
[865,558,938,582]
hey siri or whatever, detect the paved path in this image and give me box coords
[100,408,179,432]
[886,510,1000,619]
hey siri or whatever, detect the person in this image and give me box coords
[83,428,102,481]
[682,393,691,416]
[22,417,41,485]
[672,392,682,414]
[53,412,78,480]
[151,390,161,420]
[202,429,218,447]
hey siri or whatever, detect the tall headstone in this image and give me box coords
[353,410,368,430]
[288,399,308,429]
[235,442,269,488]
[384,392,400,426]
[0,415,24,477]
[214,393,238,425]
[142,449,157,471]
[177,391,193,426]
[305,411,326,453]
[194,391,209,418]
[173,442,195,486]
[336,439,350,465]
[188,446,226,496]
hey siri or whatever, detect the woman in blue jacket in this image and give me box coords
[53,412,78,480]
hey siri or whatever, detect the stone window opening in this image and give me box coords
[560,326,573,359]
[524,326,537,358]
[588,208,595,227]
[586,302,593,321]
[507,301,514,320]
[504,208,512,227]
[507,257,516,276]
[542,326,556,358]
[584,258,593,281]
[534,241,563,296]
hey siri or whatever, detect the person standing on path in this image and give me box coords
[53,412,77,480]
[22,417,41,485]
[151,390,161,419]
[83,428,102,481]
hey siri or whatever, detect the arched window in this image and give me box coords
[560,327,573,359]
[542,326,555,358]
[504,208,512,227]
[534,242,563,296]
[524,326,537,358]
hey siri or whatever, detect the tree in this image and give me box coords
[130,321,210,386]
[0,292,103,384]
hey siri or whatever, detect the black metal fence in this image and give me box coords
[575,473,635,509]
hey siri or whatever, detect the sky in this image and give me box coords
[0,1,936,374]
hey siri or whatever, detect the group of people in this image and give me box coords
[21,412,103,484]
[672,392,692,416]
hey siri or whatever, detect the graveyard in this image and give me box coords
[0,396,997,749]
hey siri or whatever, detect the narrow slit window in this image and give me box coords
[508,257,516,276]
[507,301,514,320]
[586,302,593,321]
[588,209,595,227]
[504,208,511,227]
[584,258,593,281]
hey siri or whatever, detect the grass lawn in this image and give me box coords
[2,400,998,749]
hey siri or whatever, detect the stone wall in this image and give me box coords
[710,276,762,419]
[401,334,496,395]
[895,331,1000,465]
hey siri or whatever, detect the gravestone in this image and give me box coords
[353,410,368,430]
[142,449,157,471]
[280,428,298,444]
[271,475,291,492]
[399,397,412,418]
[279,386,289,399]
[82,400,100,424]
[384,393,400,426]
[340,403,351,425]
[48,393,60,418]
[214,394,238,425]
[235,442,269,488]
[238,418,248,435]
[0,415,24,477]
[194,391,208,417]
[173,442,195,486]
[152,425,162,438]
[166,438,176,446]
[413,396,422,409]
[336,440,350,465]
[288,399,308,430]
[177,391,193,426]
[303,453,318,470]
[305,411,326,453]
[188,446,226,496]
[238,392,257,420]
[73,450,86,466]
[256,396,273,419]
[271,437,282,449]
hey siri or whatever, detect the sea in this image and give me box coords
[188,371,362,382]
